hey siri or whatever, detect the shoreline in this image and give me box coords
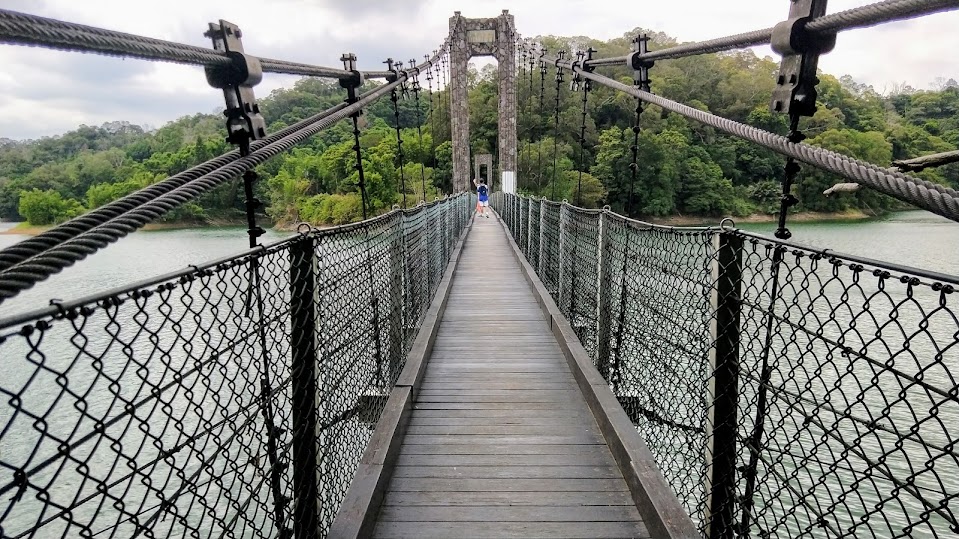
[0,218,269,236]
[0,210,877,236]
[645,209,874,227]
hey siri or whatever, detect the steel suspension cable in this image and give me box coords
[538,48,547,194]
[574,50,593,206]
[0,48,451,302]
[425,54,438,169]
[0,80,400,299]
[626,36,650,216]
[519,44,528,186]
[0,96,351,274]
[0,8,398,79]
[389,69,408,208]
[525,43,537,189]
[343,62,370,221]
[441,51,450,162]
[585,0,959,66]
[0,41,452,275]
[549,55,959,222]
[626,112,641,215]
[551,53,566,200]
[409,59,428,203]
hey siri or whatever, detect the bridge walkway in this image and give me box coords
[369,215,650,538]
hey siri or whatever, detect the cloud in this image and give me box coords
[0,0,956,139]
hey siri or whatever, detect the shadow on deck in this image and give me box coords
[329,213,698,539]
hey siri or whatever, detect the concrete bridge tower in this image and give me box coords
[448,10,517,194]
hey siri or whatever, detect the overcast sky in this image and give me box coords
[0,0,956,140]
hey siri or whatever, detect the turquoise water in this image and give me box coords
[737,210,959,277]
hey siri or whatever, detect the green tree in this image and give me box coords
[678,147,736,215]
[18,189,85,225]
[590,127,633,213]
[800,129,893,212]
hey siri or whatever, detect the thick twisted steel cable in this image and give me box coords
[0,8,403,79]
[586,0,959,66]
[0,44,450,275]
[0,82,396,301]
[551,56,959,222]
[0,50,448,302]
[0,101,352,274]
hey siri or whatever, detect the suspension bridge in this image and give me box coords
[0,2,958,538]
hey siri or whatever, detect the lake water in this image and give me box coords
[2,211,955,321]
[736,211,959,277]
[0,223,294,320]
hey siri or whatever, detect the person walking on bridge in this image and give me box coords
[474,178,490,218]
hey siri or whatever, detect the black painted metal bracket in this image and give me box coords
[629,34,653,92]
[769,0,836,117]
[204,20,266,148]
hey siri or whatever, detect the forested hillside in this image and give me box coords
[1,27,957,227]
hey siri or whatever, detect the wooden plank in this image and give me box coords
[417,389,579,397]
[424,365,568,373]
[411,401,590,411]
[373,521,649,538]
[420,378,573,385]
[421,372,572,380]
[397,443,609,456]
[440,314,546,321]
[418,382,577,391]
[409,408,591,419]
[404,425,599,436]
[415,393,581,403]
[437,321,548,326]
[391,465,623,479]
[408,416,588,427]
[433,339,558,345]
[426,353,566,359]
[402,434,603,445]
[436,324,550,331]
[425,360,568,367]
[396,453,615,467]
[387,478,630,492]
[377,505,643,522]
[380,490,637,507]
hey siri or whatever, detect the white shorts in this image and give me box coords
[479,200,489,207]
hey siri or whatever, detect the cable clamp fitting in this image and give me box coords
[204,20,266,146]
[769,0,836,117]
[338,52,365,89]
[628,34,654,91]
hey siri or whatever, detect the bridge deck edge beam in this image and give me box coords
[327,219,474,539]
[492,209,701,539]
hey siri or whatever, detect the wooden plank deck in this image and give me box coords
[371,214,650,539]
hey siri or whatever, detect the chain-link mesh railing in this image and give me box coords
[494,192,959,539]
[0,193,472,539]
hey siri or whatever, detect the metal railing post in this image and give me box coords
[289,235,319,535]
[703,231,744,539]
